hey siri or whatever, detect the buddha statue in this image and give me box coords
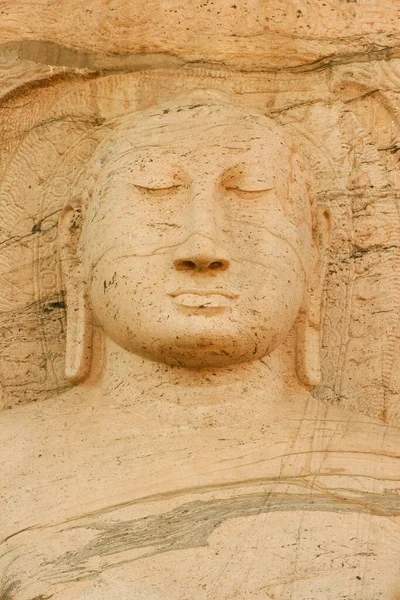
[1,92,400,600]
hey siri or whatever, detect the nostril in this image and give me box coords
[210,261,224,270]
[175,260,197,271]
[209,259,229,271]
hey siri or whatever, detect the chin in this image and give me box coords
[134,327,272,369]
[107,315,283,369]
[154,347,255,369]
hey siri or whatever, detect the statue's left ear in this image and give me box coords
[58,199,93,384]
[296,206,331,388]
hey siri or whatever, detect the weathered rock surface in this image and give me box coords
[1,0,400,71]
[1,3,400,599]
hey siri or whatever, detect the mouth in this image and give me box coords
[170,288,238,299]
[169,288,238,312]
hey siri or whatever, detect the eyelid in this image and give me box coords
[225,186,275,194]
[134,183,184,192]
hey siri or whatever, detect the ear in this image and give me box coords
[296,206,331,388]
[58,199,93,384]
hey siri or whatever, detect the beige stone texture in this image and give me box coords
[0,0,400,70]
[1,3,400,599]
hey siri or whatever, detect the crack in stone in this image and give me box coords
[1,41,400,76]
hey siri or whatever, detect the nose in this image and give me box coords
[173,186,231,272]
[173,233,230,271]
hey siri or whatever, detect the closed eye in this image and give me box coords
[225,186,274,199]
[134,184,184,196]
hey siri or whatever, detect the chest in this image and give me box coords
[2,479,400,600]
[3,415,400,600]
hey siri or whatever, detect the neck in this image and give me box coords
[82,336,288,429]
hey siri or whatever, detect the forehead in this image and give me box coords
[101,104,290,167]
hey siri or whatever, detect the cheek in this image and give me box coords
[238,238,307,291]
[81,198,184,278]
[226,205,311,265]
[248,264,305,319]
[236,236,307,337]
[86,254,167,326]
[86,262,142,348]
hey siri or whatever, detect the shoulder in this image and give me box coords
[278,392,400,480]
[322,403,400,456]
[279,391,400,448]
[0,388,105,535]
[307,397,400,486]
[0,388,85,484]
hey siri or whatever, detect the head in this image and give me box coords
[59,92,330,384]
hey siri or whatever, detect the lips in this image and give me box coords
[169,288,238,311]
[169,288,238,300]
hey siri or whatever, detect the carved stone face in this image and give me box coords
[79,99,313,368]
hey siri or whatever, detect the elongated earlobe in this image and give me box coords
[296,311,321,387]
[64,279,93,384]
[296,206,331,388]
[58,202,93,384]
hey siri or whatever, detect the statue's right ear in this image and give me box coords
[58,199,93,384]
